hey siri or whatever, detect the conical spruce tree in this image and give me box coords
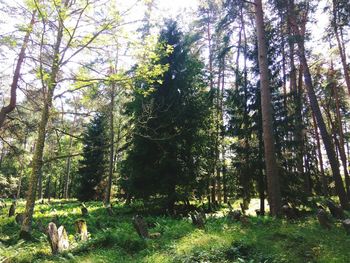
[77,113,108,201]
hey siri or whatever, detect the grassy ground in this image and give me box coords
[0,199,349,263]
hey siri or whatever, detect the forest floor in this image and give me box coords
[0,199,350,263]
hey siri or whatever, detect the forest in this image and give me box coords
[0,0,350,262]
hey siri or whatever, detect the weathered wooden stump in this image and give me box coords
[75,219,88,241]
[132,215,149,238]
[190,211,205,228]
[342,219,350,235]
[47,222,69,254]
[326,200,344,219]
[281,204,297,220]
[228,210,242,222]
[57,226,69,252]
[317,208,332,229]
[15,213,25,225]
[190,212,198,225]
[47,222,59,254]
[81,203,88,217]
[8,202,16,217]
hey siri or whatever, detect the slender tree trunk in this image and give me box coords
[20,3,67,237]
[16,161,24,199]
[296,64,307,193]
[331,65,350,196]
[63,108,77,199]
[105,74,115,206]
[312,112,327,196]
[254,0,281,216]
[332,0,350,95]
[289,6,349,209]
[63,141,72,199]
[258,123,265,215]
[205,11,218,203]
[0,11,36,128]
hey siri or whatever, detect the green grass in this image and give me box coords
[0,199,350,262]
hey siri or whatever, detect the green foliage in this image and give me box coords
[121,20,210,209]
[76,114,108,201]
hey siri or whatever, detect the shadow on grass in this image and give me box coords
[0,200,198,262]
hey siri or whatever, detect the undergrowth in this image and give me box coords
[0,199,349,262]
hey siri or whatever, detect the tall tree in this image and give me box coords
[77,113,107,201]
[20,0,113,238]
[254,0,281,216]
[289,0,349,209]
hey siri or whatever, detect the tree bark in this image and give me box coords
[63,107,77,199]
[332,0,350,95]
[330,65,350,196]
[312,112,327,196]
[289,4,349,209]
[105,71,115,206]
[254,0,281,216]
[0,11,36,128]
[20,2,67,238]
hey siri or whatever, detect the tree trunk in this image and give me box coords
[37,168,43,200]
[289,6,349,208]
[299,47,349,209]
[332,0,350,95]
[258,124,265,215]
[0,11,36,128]
[63,108,77,199]
[105,72,115,206]
[254,0,281,216]
[331,66,350,196]
[312,112,327,196]
[296,64,307,194]
[20,4,66,238]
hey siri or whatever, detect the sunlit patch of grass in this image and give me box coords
[1,199,350,262]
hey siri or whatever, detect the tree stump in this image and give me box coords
[326,200,344,219]
[75,219,88,241]
[228,210,242,222]
[132,215,149,238]
[8,202,16,217]
[342,219,350,235]
[190,211,205,228]
[47,222,59,254]
[15,213,25,225]
[317,208,332,229]
[281,204,297,220]
[47,222,69,254]
[81,204,88,217]
[57,226,69,252]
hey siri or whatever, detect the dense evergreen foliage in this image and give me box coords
[0,0,350,260]
[76,114,108,201]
